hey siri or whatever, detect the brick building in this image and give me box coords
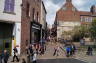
[21,0,47,53]
[54,0,96,39]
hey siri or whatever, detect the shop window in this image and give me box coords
[4,0,15,14]
[5,42,9,48]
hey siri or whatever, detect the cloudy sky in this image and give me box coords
[43,0,96,26]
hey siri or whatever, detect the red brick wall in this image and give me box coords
[21,0,42,53]
[57,10,80,21]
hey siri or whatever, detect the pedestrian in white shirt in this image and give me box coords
[32,52,37,63]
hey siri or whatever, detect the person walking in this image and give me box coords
[66,46,71,57]
[53,47,57,56]
[0,50,3,63]
[53,45,59,56]
[87,46,93,56]
[70,44,76,56]
[22,58,26,63]
[32,51,37,63]
[0,53,2,63]
[56,46,60,56]
[11,47,19,62]
[1,50,9,63]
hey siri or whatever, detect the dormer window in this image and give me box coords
[72,7,76,11]
[62,7,66,10]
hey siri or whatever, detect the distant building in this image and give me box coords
[54,0,96,39]
[0,0,22,55]
[21,0,47,53]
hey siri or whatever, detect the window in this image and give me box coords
[32,8,35,20]
[89,17,92,22]
[85,17,87,22]
[26,3,30,17]
[72,7,76,11]
[62,7,66,10]
[57,21,59,26]
[37,0,40,2]
[37,12,38,21]
[4,0,15,13]
[80,16,83,22]
[74,13,76,16]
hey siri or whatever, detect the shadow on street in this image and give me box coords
[37,58,88,63]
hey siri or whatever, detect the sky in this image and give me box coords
[43,0,96,27]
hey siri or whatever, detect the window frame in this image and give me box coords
[3,0,15,14]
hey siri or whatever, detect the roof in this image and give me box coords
[56,1,96,22]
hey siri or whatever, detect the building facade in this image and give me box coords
[21,0,47,53]
[40,2,47,39]
[54,0,96,39]
[0,0,22,55]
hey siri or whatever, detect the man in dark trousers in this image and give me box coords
[87,46,93,56]
[11,47,19,62]
[1,50,9,63]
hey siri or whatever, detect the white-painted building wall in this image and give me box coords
[0,0,22,22]
[12,23,21,55]
[57,21,81,39]
[0,0,22,55]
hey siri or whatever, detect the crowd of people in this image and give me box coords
[52,42,93,58]
[0,43,46,63]
[25,43,46,63]
[52,43,76,57]
[0,39,94,63]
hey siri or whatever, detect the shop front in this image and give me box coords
[0,22,14,55]
[30,21,42,45]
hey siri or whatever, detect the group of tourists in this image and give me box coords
[25,43,46,63]
[26,44,37,63]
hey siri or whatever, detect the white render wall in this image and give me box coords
[57,21,81,39]
[0,0,22,22]
[12,23,21,55]
[58,21,81,27]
